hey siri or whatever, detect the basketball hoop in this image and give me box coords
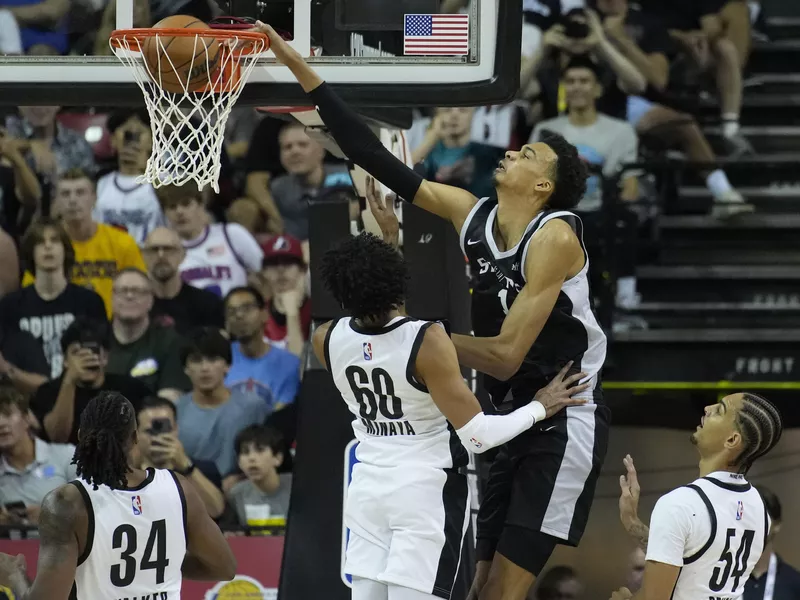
[109,28,268,192]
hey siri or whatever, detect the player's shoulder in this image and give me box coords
[656,484,710,513]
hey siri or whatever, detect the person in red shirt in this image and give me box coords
[258,234,310,357]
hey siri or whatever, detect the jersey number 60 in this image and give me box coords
[345,366,404,420]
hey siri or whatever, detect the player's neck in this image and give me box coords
[697,456,738,478]
[442,131,470,148]
[493,201,542,251]
[63,217,97,243]
[356,310,402,329]
[239,334,270,358]
[752,545,774,578]
[4,434,36,470]
[112,316,150,344]
[33,269,68,299]
[567,106,598,127]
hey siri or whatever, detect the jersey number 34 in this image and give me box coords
[110,520,170,587]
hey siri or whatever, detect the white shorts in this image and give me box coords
[344,463,470,599]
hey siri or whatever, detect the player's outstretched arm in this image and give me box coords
[253,22,478,232]
[176,472,237,581]
[0,484,83,600]
[415,324,588,453]
[451,218,584,381]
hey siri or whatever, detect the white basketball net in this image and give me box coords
[111,32,267,192]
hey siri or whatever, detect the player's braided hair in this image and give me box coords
[72,391,136,490]
[734,393,783,473]
[541,132,588,210]
[320,232,408,322]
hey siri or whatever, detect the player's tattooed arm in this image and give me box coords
[627,520,650,552]
[0,484,84,600]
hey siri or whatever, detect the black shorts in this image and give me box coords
[475,402,611,574]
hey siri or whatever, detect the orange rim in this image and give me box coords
[110,29,269,55]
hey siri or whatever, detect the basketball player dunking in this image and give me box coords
[312,232,589,600]
[612,393,783,600]
[257,23,609,600]
[0,391,236,600]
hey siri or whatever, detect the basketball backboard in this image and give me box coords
[0,0,520,108]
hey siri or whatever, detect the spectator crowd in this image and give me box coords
[0,0,794,586]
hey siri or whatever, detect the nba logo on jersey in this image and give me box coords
[736,500,744,520]
[132,495,143,516]
[363,342,373,361]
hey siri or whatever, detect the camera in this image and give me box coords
[147,417,173,436]
[562,8,589,40]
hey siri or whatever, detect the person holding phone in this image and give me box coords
[93,109,165,245]
[134,396,225,519]
[30,317,151,445]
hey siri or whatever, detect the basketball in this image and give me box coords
[143,14,220,93]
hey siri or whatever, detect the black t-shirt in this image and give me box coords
[744,556,800,600]
[245,116,287,177]
[622,4,677,57]
[639,0,720,31]
[31,373,152,445]
[150,284,225,336]
[0,284,108,380]
[0,328,49,377]
[0,166,19,235]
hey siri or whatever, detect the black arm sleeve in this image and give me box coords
[307,83,424,202]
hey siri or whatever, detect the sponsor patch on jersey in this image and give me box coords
[736,500,744,521]
[207,244,226,257]
[363,342,373,361]
[132,495,143,516]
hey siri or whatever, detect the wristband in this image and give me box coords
[529,401,547,425]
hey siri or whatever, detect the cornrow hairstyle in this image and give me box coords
[72,391,137,490]
[320,232,408,322]
[734,393,783,473]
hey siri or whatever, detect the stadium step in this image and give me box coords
[678,185,800,212]
[702,125,800,154]
[749,39,800,73]
[764,16,800,40]
[625,302,800,329]
[657,242,800,265]
[656,214,800,247]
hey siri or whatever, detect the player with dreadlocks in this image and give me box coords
[612,392,783,600]
[311,232,590,600]
[0,391,236,600]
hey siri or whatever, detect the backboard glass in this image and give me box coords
[0,0,520,108]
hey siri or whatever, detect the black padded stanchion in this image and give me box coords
[308,199,351,321]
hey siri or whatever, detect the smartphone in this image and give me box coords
[147,417,172,436]
[124,130,141,144]
[562,9,589,40]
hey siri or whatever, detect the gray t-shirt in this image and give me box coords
[0,438,77,506]
[530,114,638,212]
[229,474,293,528]
[176,390,269,477]
[269,164,352,240]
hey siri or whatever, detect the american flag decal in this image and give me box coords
[403,14,469,56]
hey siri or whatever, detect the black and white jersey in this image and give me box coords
[460,198,606,411]
[325,316,468,470]
[646,471,769,600]
[72,468,187,600]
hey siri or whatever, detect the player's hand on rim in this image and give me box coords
[250,21,302,64]
[533,361,590,418]
[619,454,641,529]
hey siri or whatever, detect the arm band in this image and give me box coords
[455,401,547,454]
[307,82,424,202]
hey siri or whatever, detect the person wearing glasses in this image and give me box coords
[106,268,191,402]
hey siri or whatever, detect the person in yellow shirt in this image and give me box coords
[21,169,145,317]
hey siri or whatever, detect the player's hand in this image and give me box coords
[619,454,641,529]
[0,553,27,590]
[533,361,590,418]
[610,587,633,600]
[365,176,400,247]
[252,21,302,65]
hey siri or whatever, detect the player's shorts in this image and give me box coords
[344,463,470,599]
[475,401,611,575]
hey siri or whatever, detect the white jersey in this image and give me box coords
[179,223,263,298]
[73,468,187,600]
[326,316,468,470]
[646,471,769,600]
[94,172,165,245]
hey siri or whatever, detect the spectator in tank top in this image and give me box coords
[158,182,263,299]
[94,109,165,245]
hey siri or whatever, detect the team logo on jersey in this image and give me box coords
[207,244,226,257]
[132,495,143,516]
[363,342,373,361]
[736,501,744,521]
